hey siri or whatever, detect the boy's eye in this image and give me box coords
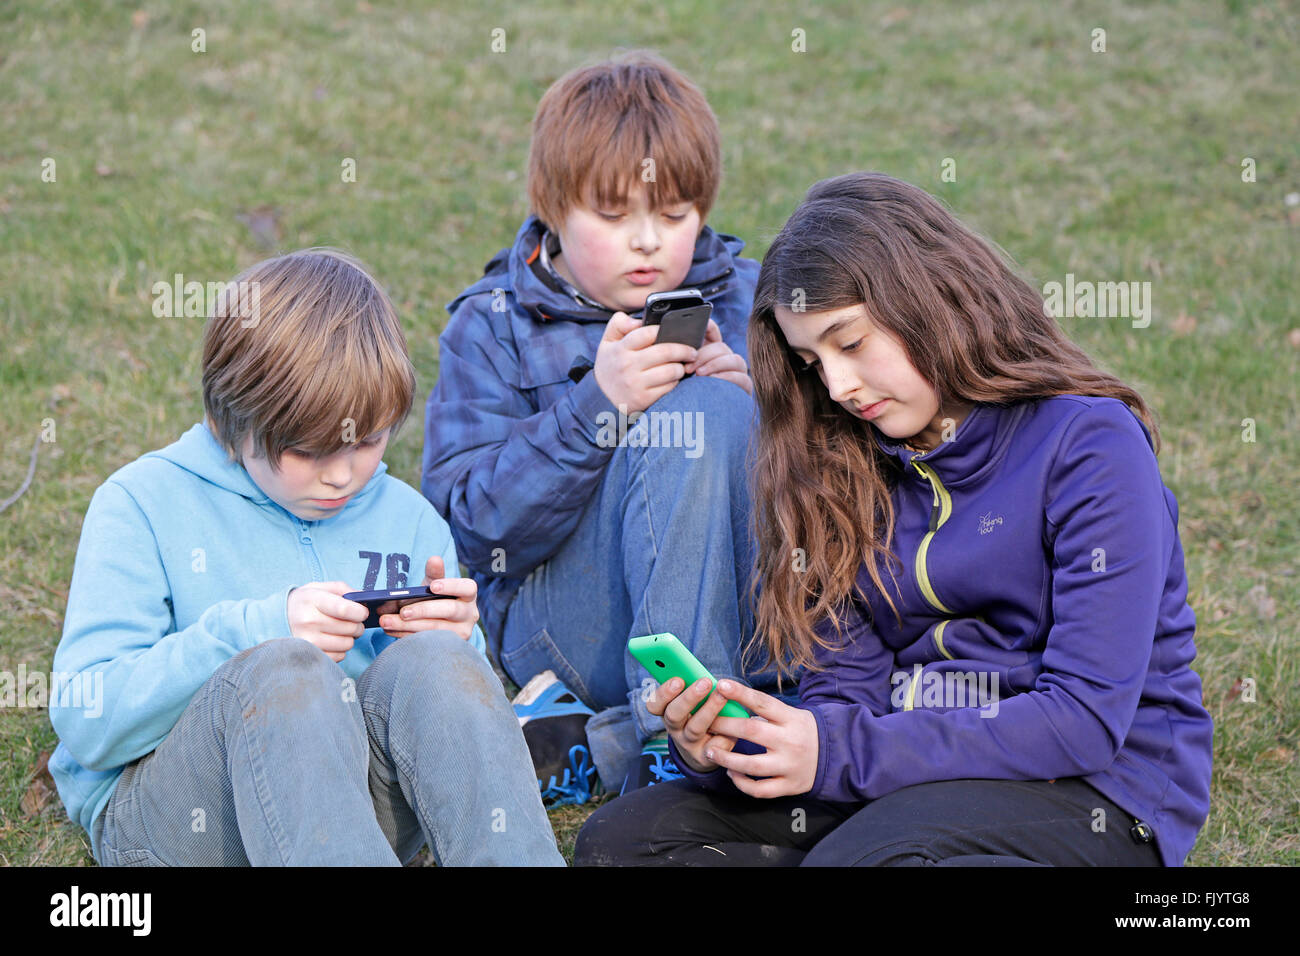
[597,210,625,221]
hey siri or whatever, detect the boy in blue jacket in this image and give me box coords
[422,52,763,796]
[49,248,563,866]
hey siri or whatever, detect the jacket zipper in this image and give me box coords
[910,459,954,615]
[296,518,324,580]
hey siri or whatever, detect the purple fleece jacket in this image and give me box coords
[672,395,1213,866]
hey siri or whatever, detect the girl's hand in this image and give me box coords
[705,680,820,798]
[376,555,480,641]
[646,676,738,773]
[682,320,753,395]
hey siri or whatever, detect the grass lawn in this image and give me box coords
[0,0,1296,865]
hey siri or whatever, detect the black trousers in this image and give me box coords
[574,777,1162,866]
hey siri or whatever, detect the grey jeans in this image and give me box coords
[93,632,564,866]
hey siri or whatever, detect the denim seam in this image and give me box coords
[97,773,130,864]
[635,470,661,630]
[629,470,665,741]
[221,670,294,865]
[129,767,170,865]
[363,677,443,863]
[98,761,173,867]
[387,734,440,863]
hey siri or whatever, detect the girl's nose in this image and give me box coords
[824,362,858,405]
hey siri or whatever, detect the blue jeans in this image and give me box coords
[499,375,768,789]
[93,633,564,866]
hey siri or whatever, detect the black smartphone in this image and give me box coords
[644,289,712,350]
[342,586,455,629]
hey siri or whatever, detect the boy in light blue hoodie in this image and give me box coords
[48,248,563,866]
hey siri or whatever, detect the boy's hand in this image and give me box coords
[699,681,820,798]
[376,555,480,642]
[594,311,699,415]
[287,581,367,663]
[646,676,739,774]
[683,320,753,395]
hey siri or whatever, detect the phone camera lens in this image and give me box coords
[654,659,665,669]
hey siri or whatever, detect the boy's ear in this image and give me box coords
[234,431,263,467]
[205,416,239,464]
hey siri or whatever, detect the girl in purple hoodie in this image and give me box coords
[575,172,1213,867]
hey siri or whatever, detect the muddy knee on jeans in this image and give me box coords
[366,628,505,712]
[223,638,356,722]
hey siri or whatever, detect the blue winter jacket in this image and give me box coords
[673,395,1213,866]
[421,215,760,641]
[48,422,485,861]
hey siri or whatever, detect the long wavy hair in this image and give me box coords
[747,172,1158,678]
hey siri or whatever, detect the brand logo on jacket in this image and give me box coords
[978,512,1004,535]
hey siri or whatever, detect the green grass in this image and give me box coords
[1,0,1297,865]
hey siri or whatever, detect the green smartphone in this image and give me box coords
[627,633,750,720]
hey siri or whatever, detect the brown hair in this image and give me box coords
[747,172,1159,678]
[527,50,721,229]
[202,248,416,468]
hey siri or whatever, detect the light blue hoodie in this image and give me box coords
[48,422,486,860]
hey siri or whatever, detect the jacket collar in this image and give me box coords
[506,214,746,323]
[871,401,1025,487]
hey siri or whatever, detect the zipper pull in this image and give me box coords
[1130,820,1154,844]
[913,461,941,532]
